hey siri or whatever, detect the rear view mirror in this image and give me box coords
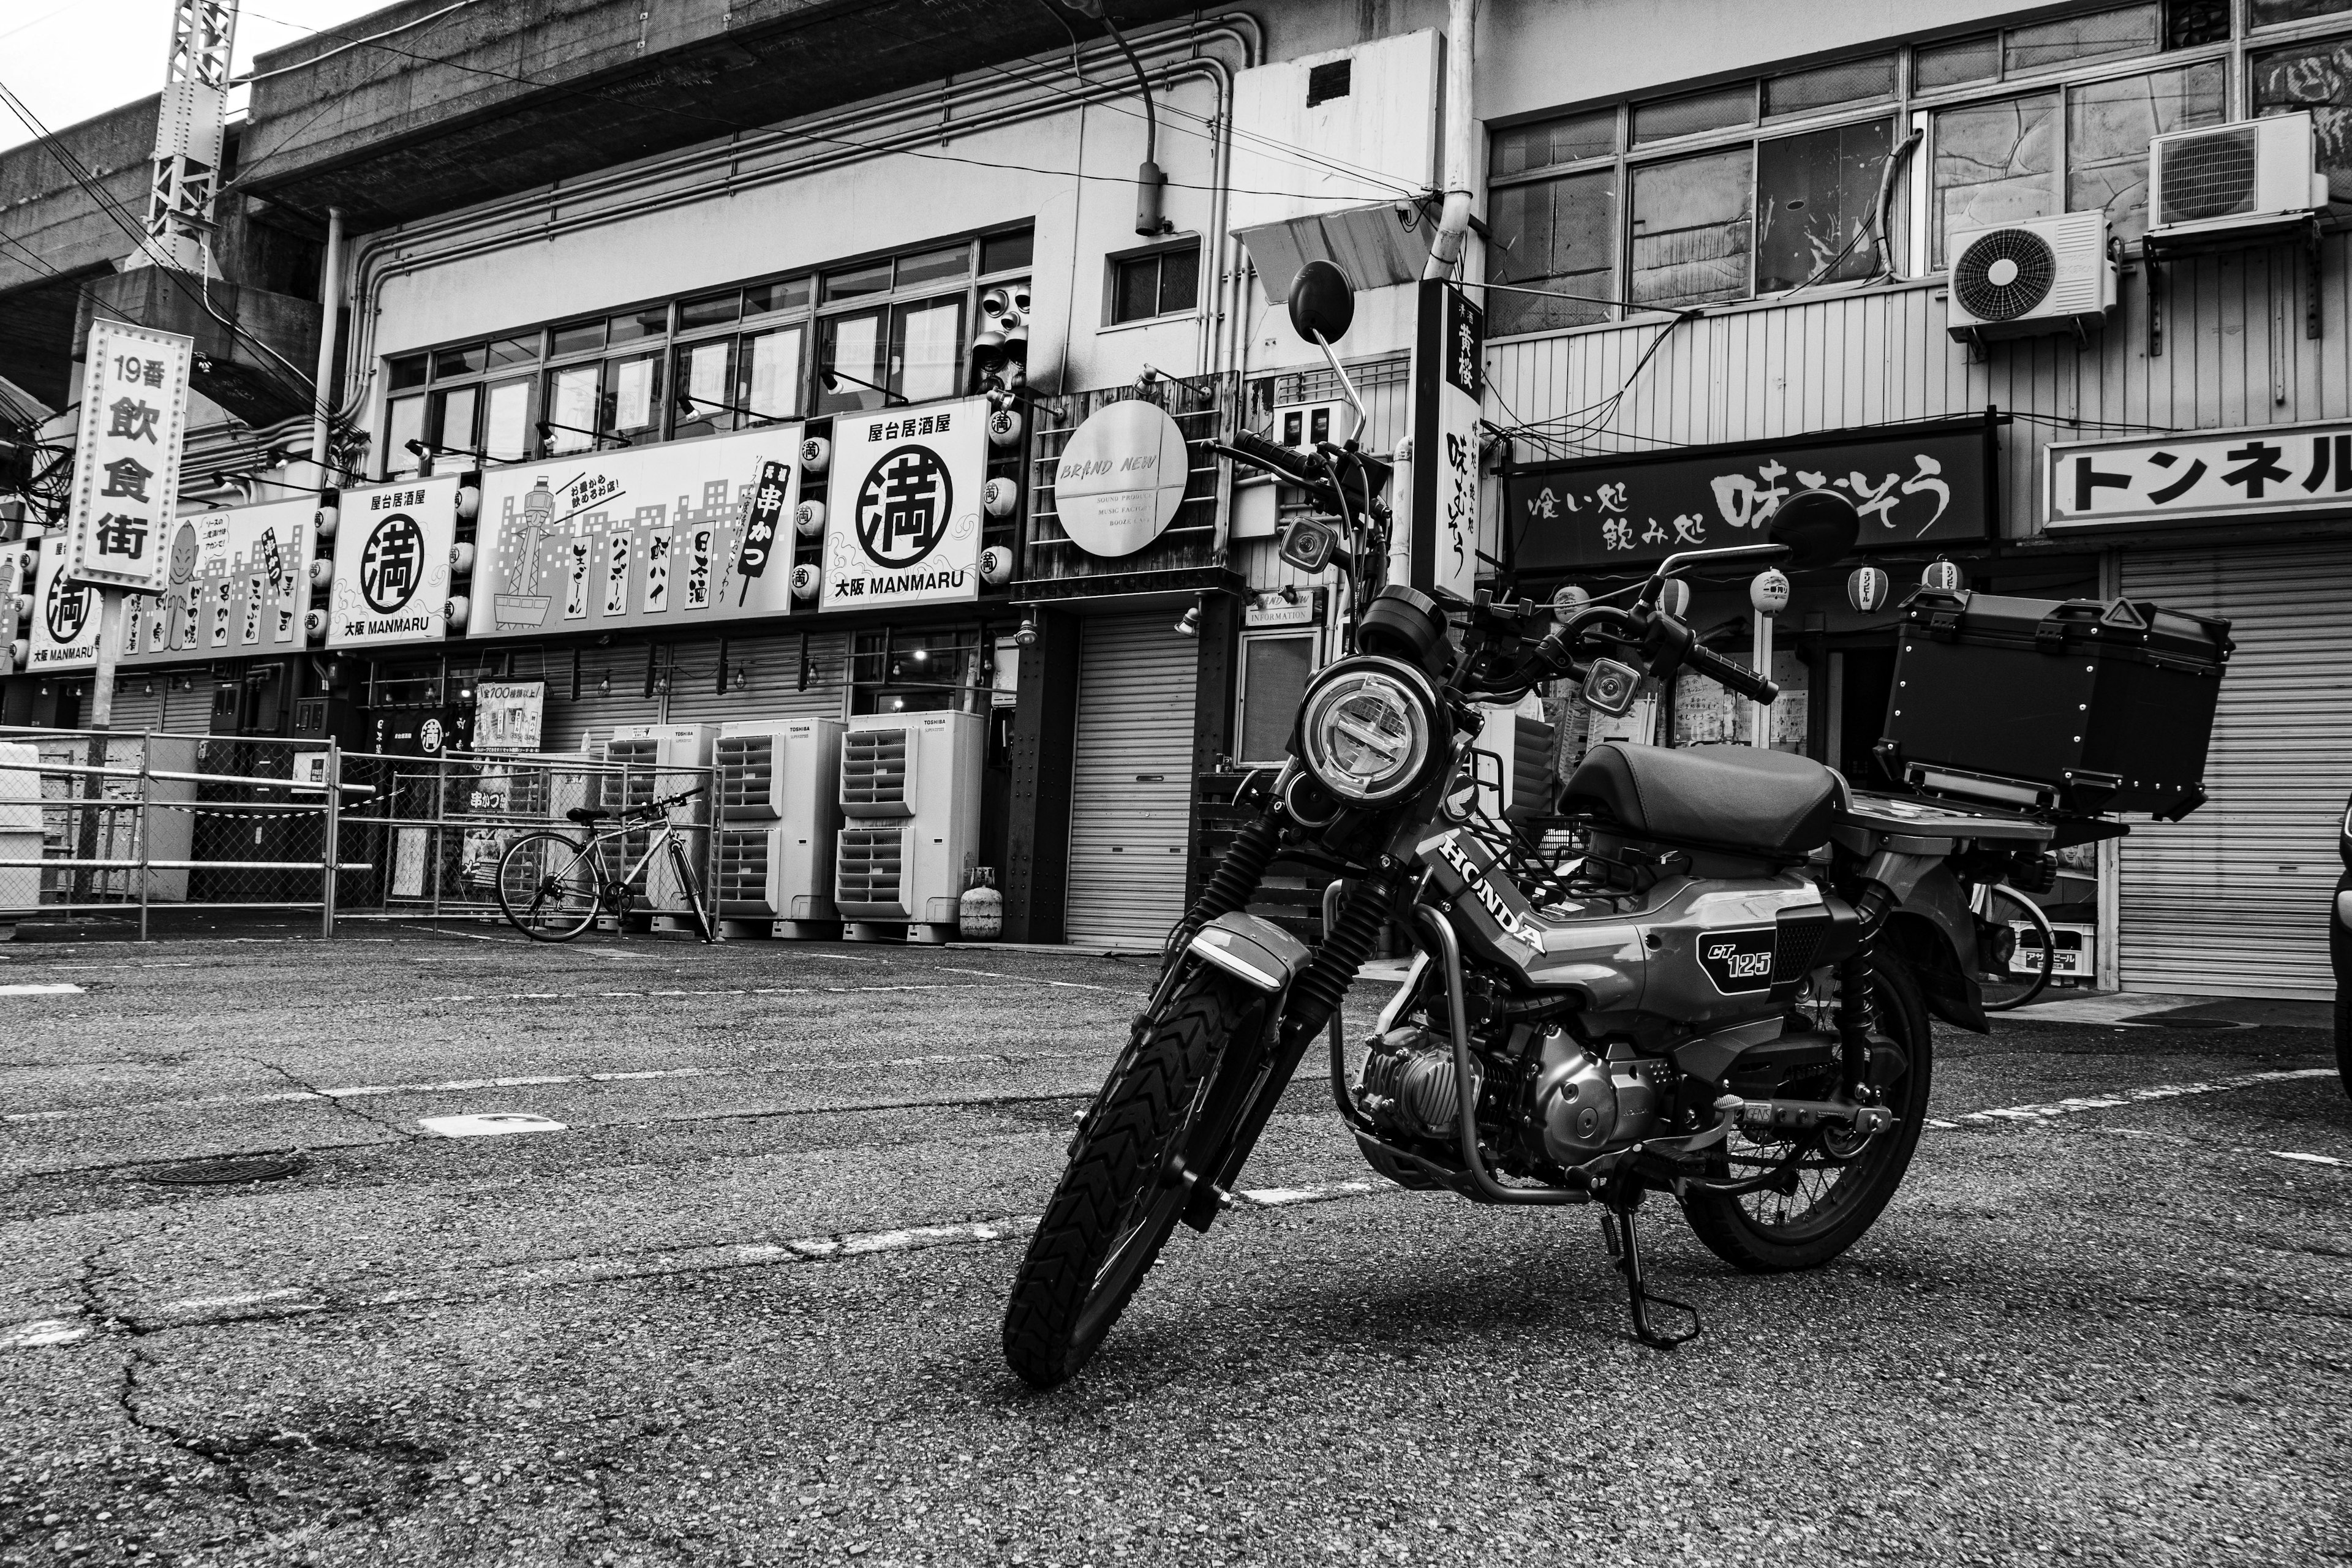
[1770,490,1861,571]
[1288,260,1357,345]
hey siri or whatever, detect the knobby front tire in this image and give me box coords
[1003,968,1263,1389]
[496,831,603,943]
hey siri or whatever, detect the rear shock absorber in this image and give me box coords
[1839,883,1896,1098]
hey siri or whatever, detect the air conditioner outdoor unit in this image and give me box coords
[715,717,843,932]
[606,723,715,915]
[2147,112,2329,246]
[1945,211,2115,343]
[835,710,981,943]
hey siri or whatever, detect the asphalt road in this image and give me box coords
[1,926,2346,1568]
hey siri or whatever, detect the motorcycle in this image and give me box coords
[1002,266,2075,1389]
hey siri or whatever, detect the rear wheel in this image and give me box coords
[496,831,601,942]
[1003,968,1264,1389]
[1681,951,1932,1272]
[1975,884,2055,1012]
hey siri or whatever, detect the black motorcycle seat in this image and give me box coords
[1563,743,1843,858]
[565,806,612,826]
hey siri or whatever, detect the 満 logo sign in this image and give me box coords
[820,397,987,611]
[327,476,461,649]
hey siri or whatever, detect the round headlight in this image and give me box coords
[1298,663,1433,804]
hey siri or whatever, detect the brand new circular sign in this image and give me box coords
[1053,401,1189,559]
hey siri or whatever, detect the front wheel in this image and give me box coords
[1681,951,1932,1272]
[1003,968,1264,1389]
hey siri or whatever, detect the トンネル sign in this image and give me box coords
[1505,415,1997,573]
[327,475,461,647]
[820,396,986,610]
[2046,418,2352,530]
[64,319,194,595]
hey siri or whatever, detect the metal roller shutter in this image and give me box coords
[1065,612,1199,949]
[538,683,662,755]
[663,631,848,728]
[2119,545,2352,999]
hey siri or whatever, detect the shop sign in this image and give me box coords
[64,319,194,595]
[471,424,806,638]
[2046,418,2352,530]
[1504,415,1996,573]
[1053,400,1190,559]
[473,679,546,753]
[326,475,461,648]
[23,536,100,671]
[1407,279,1483,602]
[820,396,987,611]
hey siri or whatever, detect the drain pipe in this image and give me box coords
[1422,0,1478,281]
[307,207,344,477]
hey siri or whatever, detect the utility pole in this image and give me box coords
[125,1,240,277]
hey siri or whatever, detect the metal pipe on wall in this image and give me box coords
[310,206,344,470]
[1422,0,1478,282]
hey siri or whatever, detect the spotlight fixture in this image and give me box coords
[1174,597,1202,638]
[1014,617,1039,648]
[598,671,612,697]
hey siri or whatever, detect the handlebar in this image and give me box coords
[628,785,706,820]
[1218,431,1323,489]
[1677,638,1779,704]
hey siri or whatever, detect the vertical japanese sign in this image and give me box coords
[64,320,194,594]
[820,396,987,610]
[1407,279,1483,604]
[326,475,461,648]
[733,459,791,603]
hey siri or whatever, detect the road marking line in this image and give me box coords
[413,982,1014,1005]
[0,982,83,995]
[4,1319,92,1349]
[2270,1150,2348,1167]
[1946,1069,2335,1127]
[940,967,1121,993]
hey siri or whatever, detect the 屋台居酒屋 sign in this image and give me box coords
[1504,415,1996,574]
[820,398,987,610]
[326,475,461,648]
[2046,419,2352,530]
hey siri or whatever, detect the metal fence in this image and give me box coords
[0,726,720,938]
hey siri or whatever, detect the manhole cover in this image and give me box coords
[140,1153,309,1186]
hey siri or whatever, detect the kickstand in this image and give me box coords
[1598,1194,1702,1351]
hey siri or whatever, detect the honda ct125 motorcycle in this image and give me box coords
[1001,266,2068,1389]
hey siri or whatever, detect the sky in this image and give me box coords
[0,0,395,154]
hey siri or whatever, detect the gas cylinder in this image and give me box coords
[959,869,1004,940]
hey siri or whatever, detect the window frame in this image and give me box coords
[1233,627,1321,766]
[1102,236,1205,327]
[1482,2,2316,340]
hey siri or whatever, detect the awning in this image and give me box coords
[1234,202,1433,302]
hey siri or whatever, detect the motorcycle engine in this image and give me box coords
[1357,1025,1482,1142]
[1529,1026,1667,1166]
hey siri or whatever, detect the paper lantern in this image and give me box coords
[1749,568,1790,616]
[1922,558,1963,591]
[790,564,820,601]
[979,546,1012,586]
[1847,566,1890,612]
[794,500,826,538]
[983,478,1019,518]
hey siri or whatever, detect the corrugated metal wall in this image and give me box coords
[1486,236,2352,540]
[1064,612,1198,950]
[526,631,850,753]
[2117,546,2352,1000]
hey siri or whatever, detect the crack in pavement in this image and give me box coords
[238,1055,419,1141]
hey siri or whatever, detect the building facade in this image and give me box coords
[3,0,2348,993]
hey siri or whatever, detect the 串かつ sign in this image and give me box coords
[820,396,987,610]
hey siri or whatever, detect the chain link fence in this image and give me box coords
[0,726,720,938]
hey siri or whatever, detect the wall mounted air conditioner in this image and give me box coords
[715,717,843,932]
[1945,211,2115,343]
[835,710,981,943]
[2147,112,2328,246]
[606,723,715,914]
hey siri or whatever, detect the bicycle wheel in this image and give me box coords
[1976,883,2056,1012]
[496,831,602,942]
[666,835,715,943]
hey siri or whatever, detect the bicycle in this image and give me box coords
[494,786,715,943]
[1971,880,2059,1012]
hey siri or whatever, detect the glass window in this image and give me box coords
[1755,118,1894,293]
[891,296,965,403]
[678,290,741,330]
[2256,36,2352,202]
[895,245,971,288]
[608,350,664,437]
[1158,246,1200,314]
[608,305,669,346]
[483,377,531,463]
[1492,108,1616,177]
[1629,146,1754,308]
[1765,56,1896,118]
[2167,0,2231,47]
[1916,34,2000,91]
[430,385,478,458]
[818,310,889,412]
[386,353,428,391]
[432,344,483,379]
[745,276,812,315]
[2005,6,2160,77]
[1488,168,1618,333]
[1109,243,1200,323]
[981,229,1035,274]
[2068,61,2228,245]
[486,334,538,370]
[671,338,736,437]
[1633,84,1755,145]
[543,363,603,453]
[739,325,805,423]
[2253,0,2352,24]
[824,260,892,303]
[1238,635,1316,764]
[384,395,426,477]
[550,319,605,358]
[1932,94,2058,265]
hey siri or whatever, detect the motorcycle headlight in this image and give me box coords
[1297,660,1436,805]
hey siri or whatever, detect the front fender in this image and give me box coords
[1888,864,1991,1034]
[1186,911,1314,995]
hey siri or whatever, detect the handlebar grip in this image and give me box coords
[1221,430,1319,487]
[1681,640,1779,704]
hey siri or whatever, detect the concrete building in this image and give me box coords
[3,0,2347,995]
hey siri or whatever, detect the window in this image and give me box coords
[849,627,986,715]
[2256,34,2352,200]
[608,350,665,439]
[428,385,478,459]
[1932,95,2058,263]
[678,290,741,330]
[1237,633,1316,763]
[1493,108,1617,178]
[671,337,736,437]
[1766,56,1897,118]
[981,229,1035,274]
[739,325,805,423]
[483,378,532,462]
[2254,0,2352,24]
[549,318,605,358]
[1634,84,1756,145]
[386,354,428,391]
[1630,146,1754,308]
[2005,6,2162,77]
[1108,243,1200,324]
[1755,118,1896,292]
[543,363,602,454]
[1488,168,1618,332]
[383,396,426,477]
[891,296,965,403]
[818,310,888,413]
[2067,60,2227,243]
[1307,59,1352,107]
